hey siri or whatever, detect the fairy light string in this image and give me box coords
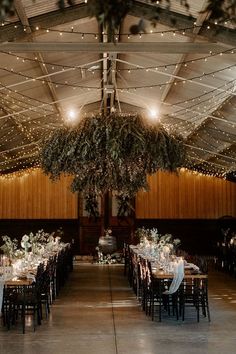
[2,20,202,38]
[0,45,235,177]
[1,45,235,74]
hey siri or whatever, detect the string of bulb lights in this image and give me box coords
[2,20,203,38]
[185,151,232,178]
[1,45,235,73]
[188,134,233,160]
[0,81,56,115]
[0,65,232,115]
[0,68,233,153]
[169,79,234,112]
[0,69,112,168]
[0,55,235,177]
[118,78,236,128]
[0,62,234,138]
[0,96,55,124]
[169,95,236,136]
[0,58,235,97]
[170,80,236,125]
[115,58,236,94]
[186,157,229,177]
[0,2,235,180]
[185,143,236,163]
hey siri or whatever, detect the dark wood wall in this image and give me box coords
[136,218,236,255]
[0,217,234,256]
[78,217,134,255]
[0,219,80,254]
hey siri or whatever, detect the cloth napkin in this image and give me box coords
[186,262,200,272]
[163,260,185,295]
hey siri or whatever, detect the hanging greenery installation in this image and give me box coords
[41,113,186,206]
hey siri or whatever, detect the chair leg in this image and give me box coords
[22,305,25,334]
[206,302,211,322]
[37,306,42,326]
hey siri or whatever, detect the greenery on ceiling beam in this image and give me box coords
[40,113,186,207]
[0,1,236,26]
[87,0,134,38]
[86,0,236,35]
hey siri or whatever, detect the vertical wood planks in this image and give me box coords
[136,170,236,219]
[0,170,78,219]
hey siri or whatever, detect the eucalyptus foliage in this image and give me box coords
[87,0,134,38]
[116,195,135,218]
[41,113,185,202]
[1,0,235,25]
[86,0,236,30]
[84,193,99,219]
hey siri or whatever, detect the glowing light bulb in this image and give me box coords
[64,109,80,125]
[148,108,160,121]
[68,109,77,121]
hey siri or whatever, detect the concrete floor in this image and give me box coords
[1,264,236,354]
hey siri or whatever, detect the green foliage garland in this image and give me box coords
[116,195,134,218]
[41,113,186,204]
[84,193,99,219]
[0,1,235,25]
[87,0,134,37]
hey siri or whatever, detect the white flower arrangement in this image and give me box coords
[135,227,181,255]
[13,249,25,259]
[134,227,150,243]
[150,228,160,243]
[0,235,18,259]
[34,229,49,243]
[21,234,31,250]
[1,229,64,263]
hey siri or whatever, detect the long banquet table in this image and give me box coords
[0,243,73,332]
[125,244,210,322]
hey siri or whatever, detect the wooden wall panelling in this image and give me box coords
[0,169,78,219]
[79,222,101,255]
[136,171,236,219]
[78,216,134,255]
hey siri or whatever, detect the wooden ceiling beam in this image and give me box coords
[0,41,228,53]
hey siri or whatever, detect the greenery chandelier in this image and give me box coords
[41,113,185,214]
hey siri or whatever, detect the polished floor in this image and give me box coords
[1,264,236,354]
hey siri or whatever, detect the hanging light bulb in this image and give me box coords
[148,107,160,122]
[65,109,80,125]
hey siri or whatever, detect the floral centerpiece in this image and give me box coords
[21,234,31,256]
[135,227,181,259]
[0,228,65,262]
[0,235,18,260]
